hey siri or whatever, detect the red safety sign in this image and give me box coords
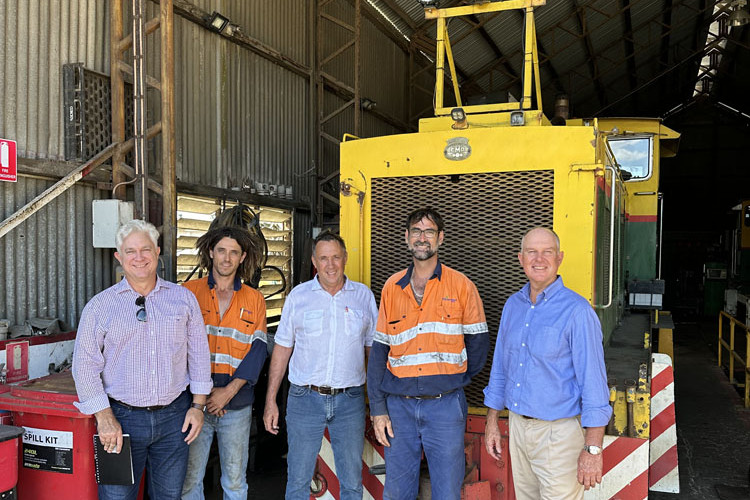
[0,138,18,182]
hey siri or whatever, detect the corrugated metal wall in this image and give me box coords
[0,0,110,160]
[172,2,314,203]
[0,176,111,327]
[0,0,413,326]
[0,0,112,329]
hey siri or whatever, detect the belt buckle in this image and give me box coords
[318,386,334,395]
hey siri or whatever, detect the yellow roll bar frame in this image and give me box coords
[426,0,546,116]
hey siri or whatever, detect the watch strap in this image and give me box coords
[190,402,206,412]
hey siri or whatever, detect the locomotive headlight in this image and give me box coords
[451,107,468,130]
[510,111,525,126]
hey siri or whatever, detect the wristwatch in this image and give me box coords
[583,444,603,455]
[190,402,207,412]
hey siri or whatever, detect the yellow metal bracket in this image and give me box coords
[427,0,546,116]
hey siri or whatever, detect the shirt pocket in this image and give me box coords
[437,303,464,346]
[164,315,188,349]
[302,309,325,338]
[530,326,563,359]
[344,308,365,337]
[239,308,257,333]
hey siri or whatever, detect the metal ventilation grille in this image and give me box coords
[370,170,554,407]
[63,64,135,162]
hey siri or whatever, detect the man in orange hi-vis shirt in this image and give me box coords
[368,207,490,500]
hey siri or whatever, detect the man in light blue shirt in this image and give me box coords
[263,231,378,500]
[484,227,612,500]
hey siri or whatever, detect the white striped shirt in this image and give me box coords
[72,277,213,414]
[275,276,377,388]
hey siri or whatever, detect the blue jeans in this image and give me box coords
[99,391,191,500]
[182,405,252,500]
[383,389,467,500]
[285,384,365,500]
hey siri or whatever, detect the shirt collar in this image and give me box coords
[311,274,351,292]
[396,260,443,289]
[208,269,242,291]
[521,275,564,303]
[115,275,169,296]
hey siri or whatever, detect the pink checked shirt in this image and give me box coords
[73,276,212,414]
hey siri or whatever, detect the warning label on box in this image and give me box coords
[22,426,74,474]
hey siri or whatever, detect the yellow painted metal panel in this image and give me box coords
[340,122,602,302]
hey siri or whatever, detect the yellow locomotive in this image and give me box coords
[329,1,681,498]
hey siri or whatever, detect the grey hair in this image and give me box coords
[520,227,560,252]
[116,219,160,253]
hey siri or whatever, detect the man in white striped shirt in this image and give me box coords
[263,231,378,500]
[73,219,212,500]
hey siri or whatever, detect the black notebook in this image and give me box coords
[93,434,134,485]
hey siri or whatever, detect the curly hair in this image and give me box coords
[195,226,263,283]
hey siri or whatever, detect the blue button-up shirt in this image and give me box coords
[483,277,612,427]
[274,275,377,388]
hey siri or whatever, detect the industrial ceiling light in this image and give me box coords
[360,98,377,111]
[417,0,440,7]
[208,11,230,33]
[729,0,750,27]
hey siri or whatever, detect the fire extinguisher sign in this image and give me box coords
[0,138,18,182]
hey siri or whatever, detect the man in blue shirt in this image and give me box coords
[483,227,612,499]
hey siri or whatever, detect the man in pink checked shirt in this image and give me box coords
[72,219,212,500]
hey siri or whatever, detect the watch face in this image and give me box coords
[585,445,602,455]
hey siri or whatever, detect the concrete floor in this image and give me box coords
[202,315,750,500]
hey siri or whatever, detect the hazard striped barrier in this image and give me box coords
[583,435,649,500]
[649,353,679,493]
[316,426,384,499]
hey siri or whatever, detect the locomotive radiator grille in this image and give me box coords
[369,170,554,407]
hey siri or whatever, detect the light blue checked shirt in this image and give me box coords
[274,275,377,388]
[73,276,212,414]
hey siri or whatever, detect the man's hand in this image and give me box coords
[577,449,603,490]
[95,408,123,454]
[484,417,503,460]
[182,407,205,444]
[263,401,280,435]
[206,386,234,416]
[372,415,394,447]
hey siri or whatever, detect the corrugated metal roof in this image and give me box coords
[369,0,724,118]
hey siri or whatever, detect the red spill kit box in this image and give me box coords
[0,372,98,499]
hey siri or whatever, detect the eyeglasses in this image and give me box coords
[408,228,438,239]
[135,296,147,322]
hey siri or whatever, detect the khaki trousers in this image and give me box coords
[508,411,585,500]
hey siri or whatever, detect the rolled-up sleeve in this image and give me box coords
[572,307,612,427]
[185,291,213,395]
[483,319,507,412]
[72,300,110,415]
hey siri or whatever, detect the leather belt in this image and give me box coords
[402,389,456,400]
[521,414,535,420]
[109,398,169,412]
[307,385,353,396]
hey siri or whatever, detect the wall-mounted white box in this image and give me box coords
[92,200,135,248]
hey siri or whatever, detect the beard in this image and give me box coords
[213,263,239,277]
[409,242,437,261]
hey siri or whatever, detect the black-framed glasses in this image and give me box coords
[135,296,147,322]
[408,227,438,239]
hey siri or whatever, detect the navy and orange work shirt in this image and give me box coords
[367,261,489,416]
[183,273,267,410]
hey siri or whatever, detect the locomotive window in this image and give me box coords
[608,136,653,181]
